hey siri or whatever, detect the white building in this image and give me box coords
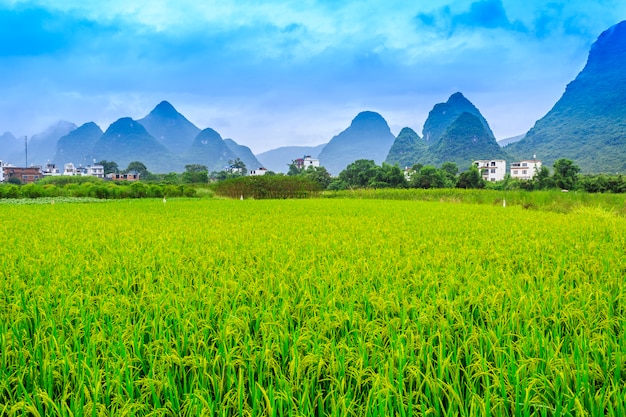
[474,159,506,182]
[63,163,77,176]
[42,163,61,176]
[86,164,105,178]
[0,161,4,182]
[249,167,268,176]
[293,155,320,170]
[511,158,542,180]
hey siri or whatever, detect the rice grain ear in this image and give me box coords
[0,196,623,415]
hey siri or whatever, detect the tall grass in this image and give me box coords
[0,199,624,415]
[323,188,626,215]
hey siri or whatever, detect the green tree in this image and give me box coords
[97,160,119,175]
[124,161,150,178]
[532,165,555,190]
[456,165,485,189]
[440,161,459,177]
[287,164,303,176]
[163,172,180,184]
[302,166,332,189]
[440,162,459,187]
[374,163,408,188]
[553,159,580,190]
[182,164,209,183]
[228,158,247,176]
[338,159,380,188]
[411,165,446,189]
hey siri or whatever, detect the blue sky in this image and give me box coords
[0,0,625,153]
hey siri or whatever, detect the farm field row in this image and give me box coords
[0,198,625,416]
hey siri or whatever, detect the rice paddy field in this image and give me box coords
[0,197,625,416]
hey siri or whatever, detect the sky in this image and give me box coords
[0,0,625,154]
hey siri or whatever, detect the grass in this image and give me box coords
[0,198,625,415]
[323,188,626,215]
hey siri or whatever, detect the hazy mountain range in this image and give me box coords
[1,20,625,175]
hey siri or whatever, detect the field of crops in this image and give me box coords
[1,198,625,416]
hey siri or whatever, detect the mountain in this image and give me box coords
[318,111,396,175]
[385,93,502,169]
[137,101,200,154]
[498,134,525,147]
[0,132,20,162]
[256,144,326,173]
[507,21,626,173]
[223,139,262,171]
[54,122,103,167]
[92,118,181,173]
[422,92,494,144]
[429,112,510,168]
[19,121,77,166]
[385,127,430,168]
[186,128,238,172]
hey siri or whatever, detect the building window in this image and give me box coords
[522,170,527,175]
[522,162,528,167]
[490,169,496,173]
[513,170,518,175]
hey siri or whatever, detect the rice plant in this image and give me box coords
[0,198,624,416]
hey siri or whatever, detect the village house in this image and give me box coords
[106,173,140,181]
[42,163,61,176]
[86,164,105,178]
[2,166,42,184]
[249,167,268,176]
[293,155,320,170]
[511,157,542,180]
[474,159,506,182]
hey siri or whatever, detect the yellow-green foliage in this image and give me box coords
[0,199,625,416]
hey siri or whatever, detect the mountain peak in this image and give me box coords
[422,92,494,144]
[448,91,468,103]
[318,111,395,174]
[105,117,149,135]
[584,20,626,73]
[138,101,200,153]
[151,100,179,117]
[428,112,508,167]
[351,111,389,128]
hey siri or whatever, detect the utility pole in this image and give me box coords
[24,136,28,167]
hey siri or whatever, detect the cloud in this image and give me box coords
[455,0,513,29]
[0,0,625,148]
[415,0,527,36]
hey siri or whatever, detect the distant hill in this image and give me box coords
[507,21,626,173]
[429,112,510,167]
[422,92,494,144]
[385,127,430,168]
[318,111,395,175]
[498,134,525,147]
[186,128,239,173]
[386,93,505,169]
[138,101,200,155]
[21,121,77,166]
[256,144,326,173]
[0,132,20,162]
[92,118,181,173]
[54,122,103,167]
[223,139,262,171]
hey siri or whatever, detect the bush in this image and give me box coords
[214,176,321,199]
